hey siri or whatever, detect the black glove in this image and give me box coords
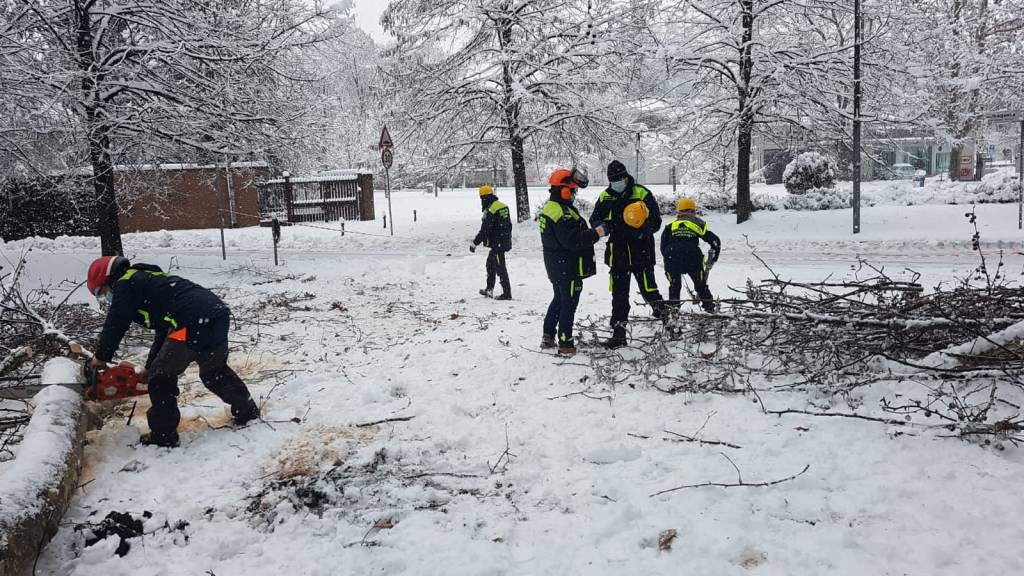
[469,244,476,253]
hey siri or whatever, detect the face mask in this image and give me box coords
[99,291,113,306]
[610,179,627,193]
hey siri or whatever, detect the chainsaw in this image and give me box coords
[0,343,148,401]
[84,364,149,401]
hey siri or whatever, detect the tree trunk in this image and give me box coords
[76,0,122,256]
[89,134,122,256]
[735,0,755,224]
[497,16,530,222]
[507,129,529,222]
[736,118,753,223]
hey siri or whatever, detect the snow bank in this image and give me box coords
[0,358,91,576]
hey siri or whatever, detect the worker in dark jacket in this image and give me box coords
[470,185,513,300]
[589,160,665,348]
[87,256,259,447]
[661,197,721,312]
[539,167,607,356]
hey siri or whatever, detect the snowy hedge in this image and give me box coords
[783,152,837,194]
[782,188,852,211]
[653,191,779,215]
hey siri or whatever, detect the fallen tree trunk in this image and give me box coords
[0,358,95,576]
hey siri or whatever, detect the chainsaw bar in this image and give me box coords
[0,382,86,400]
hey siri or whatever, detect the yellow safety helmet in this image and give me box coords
[623,200,649,229]
[479,185,494,197]
[677,197,697,212]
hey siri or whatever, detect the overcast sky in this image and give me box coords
[350,0,388,42]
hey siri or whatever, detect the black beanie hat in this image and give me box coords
[607,160,630,181]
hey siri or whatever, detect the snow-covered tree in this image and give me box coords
[382,0,645,222]
[0,0,340,254]
[648,0,860,222]
[895,0,1024,180]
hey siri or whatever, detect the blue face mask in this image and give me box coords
[100,291,113,306]
[610,179,627,193]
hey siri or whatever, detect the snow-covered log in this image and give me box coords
[0,358,95,576]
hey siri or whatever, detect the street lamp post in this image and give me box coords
[852,0,862,234]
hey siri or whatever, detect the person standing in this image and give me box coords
[589,160,665,349]
[539,168,607,356]
[87,256,260,447]
[470,185,513,300]
[661,197,721,312]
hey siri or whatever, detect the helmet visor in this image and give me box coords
[570,165,589,189]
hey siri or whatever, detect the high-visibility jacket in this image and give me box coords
[589,179,662,272]
[95,264,229,366]
[473,196,512,252]
[660,214,721,274]
[538,194,599,283]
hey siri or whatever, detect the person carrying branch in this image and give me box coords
[86,256,260,447]
[539,167,607,356]
[660,197,721,312]
[589,160,666,348]
[470,185,513,300]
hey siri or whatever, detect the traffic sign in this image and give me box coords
[381,148,393,169]
[379,125,394,149]
[986,110,1023,124]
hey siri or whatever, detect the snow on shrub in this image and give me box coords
[653,191,779,215]
[783,152,836,194]
[783,187,852,211]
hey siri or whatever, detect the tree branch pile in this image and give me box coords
[0,253,104,461]
[582,214,1024,444]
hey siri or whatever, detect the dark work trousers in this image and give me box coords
[543,279,583,347]
[485,249,511,296]
[609,267,664,327]
[667,262,715,312]
[147,314,254,440]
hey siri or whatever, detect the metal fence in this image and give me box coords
[258,175,367,223]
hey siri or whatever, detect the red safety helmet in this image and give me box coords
[86,256,128,295]
[548,166,589,200]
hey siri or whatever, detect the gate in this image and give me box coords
[258,173,374,223]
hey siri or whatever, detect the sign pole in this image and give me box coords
[385,166,394,236]
[379,125,395,237]
[852,0,862,234]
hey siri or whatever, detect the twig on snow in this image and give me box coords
[651,453,810,497]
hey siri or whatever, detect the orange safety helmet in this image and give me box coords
[548,167,589,201]
[623,200,650,229]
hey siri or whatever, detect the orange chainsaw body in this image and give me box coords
[85,365,149,402]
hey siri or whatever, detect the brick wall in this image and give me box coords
[117,165,271,233]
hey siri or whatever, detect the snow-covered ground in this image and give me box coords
[6,187,1024,575]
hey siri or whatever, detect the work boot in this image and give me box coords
[541,334,557,349]
[495,292,512,301]
[557,345,577,357]
[140,431,179,448]
[601,326,628,349]
[231,398,260,425]
[479,288,493,298]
